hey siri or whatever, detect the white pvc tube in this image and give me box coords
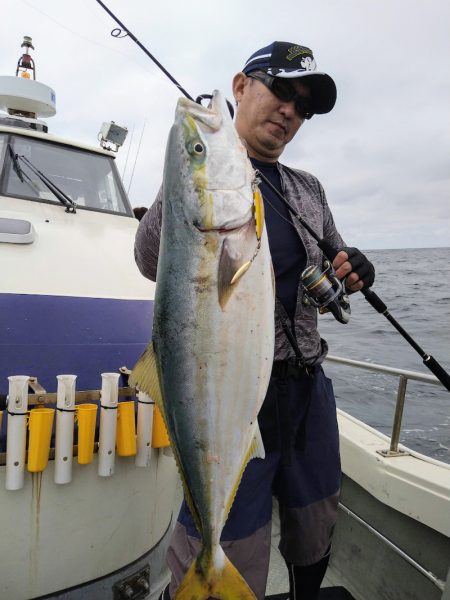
[54,375,77,485]
[135,391,154,468]
[97,372,119,477]
[5,376,29,491]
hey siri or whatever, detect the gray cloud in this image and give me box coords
[1,0,449,249]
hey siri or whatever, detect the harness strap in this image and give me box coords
[276,296,309,369]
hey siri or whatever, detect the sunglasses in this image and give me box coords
[247,72,313,120]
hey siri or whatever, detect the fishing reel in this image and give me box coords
[301,261,351,324]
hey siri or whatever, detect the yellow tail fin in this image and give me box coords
[173,545,256,600]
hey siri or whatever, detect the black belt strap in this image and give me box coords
[272,360,313,379]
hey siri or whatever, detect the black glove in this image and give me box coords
[342,247,375,288]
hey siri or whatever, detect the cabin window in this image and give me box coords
[0,133,132,215]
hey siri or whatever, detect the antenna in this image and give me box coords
[127,120,146,196]
[16,36,36,80]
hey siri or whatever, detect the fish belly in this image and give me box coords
[155,234,274,545]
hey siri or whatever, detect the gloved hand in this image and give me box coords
[332,247,375,292]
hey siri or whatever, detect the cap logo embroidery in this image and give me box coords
[286,45,312,62]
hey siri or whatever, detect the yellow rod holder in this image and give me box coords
[116,401,137,457]
[27,407,55,472]
[76,404,98,465]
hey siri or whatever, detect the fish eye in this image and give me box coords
[193,143,204,154]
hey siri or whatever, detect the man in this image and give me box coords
[135,41,374,600]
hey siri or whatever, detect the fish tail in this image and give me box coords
[173,545,256,600]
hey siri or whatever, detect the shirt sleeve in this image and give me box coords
[318,181,346,251]
[134,187,163,282]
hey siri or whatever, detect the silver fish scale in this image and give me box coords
[153,91,275,553]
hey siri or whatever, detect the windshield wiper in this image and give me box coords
[16,154,77,213]
[8,143,25,182]
[8,143,42,194]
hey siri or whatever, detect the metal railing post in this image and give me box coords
[390,375,408,453]
[324,355,444,458]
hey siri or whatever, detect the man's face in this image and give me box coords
[232,72,310,162]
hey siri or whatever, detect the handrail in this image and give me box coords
[338,503,446,591]
[325,355,442,385]
[324,354,444,455]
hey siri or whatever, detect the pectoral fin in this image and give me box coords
[217,221,256,308]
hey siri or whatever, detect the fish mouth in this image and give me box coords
[177,90,226,131]
[194,220,250,235]
[193,208,252,235]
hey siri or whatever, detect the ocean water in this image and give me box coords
[318,247,450,464]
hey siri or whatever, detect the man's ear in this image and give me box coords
[232,72,247,104]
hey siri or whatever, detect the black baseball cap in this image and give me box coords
[242,41,337,115]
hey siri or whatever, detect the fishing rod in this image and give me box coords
[95,2,450,393]
[95,1,235,115]
[94,0,234,117]
[95,0,194,100]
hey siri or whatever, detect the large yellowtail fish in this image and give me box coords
[130,90,274,600]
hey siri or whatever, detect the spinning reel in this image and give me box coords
[301,260,351,324]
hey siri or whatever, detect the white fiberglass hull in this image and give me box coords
[0,451,178,599]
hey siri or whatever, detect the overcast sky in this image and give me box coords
[1,0,449,249]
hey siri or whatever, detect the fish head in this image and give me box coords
[165,90,255,234]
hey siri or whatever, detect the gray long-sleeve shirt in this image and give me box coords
[134,162,345,365]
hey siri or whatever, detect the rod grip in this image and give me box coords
[424,356,450,393]
[361,288,388,313]
[317,239,338,261]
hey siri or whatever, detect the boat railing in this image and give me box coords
[324,354,444,457]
